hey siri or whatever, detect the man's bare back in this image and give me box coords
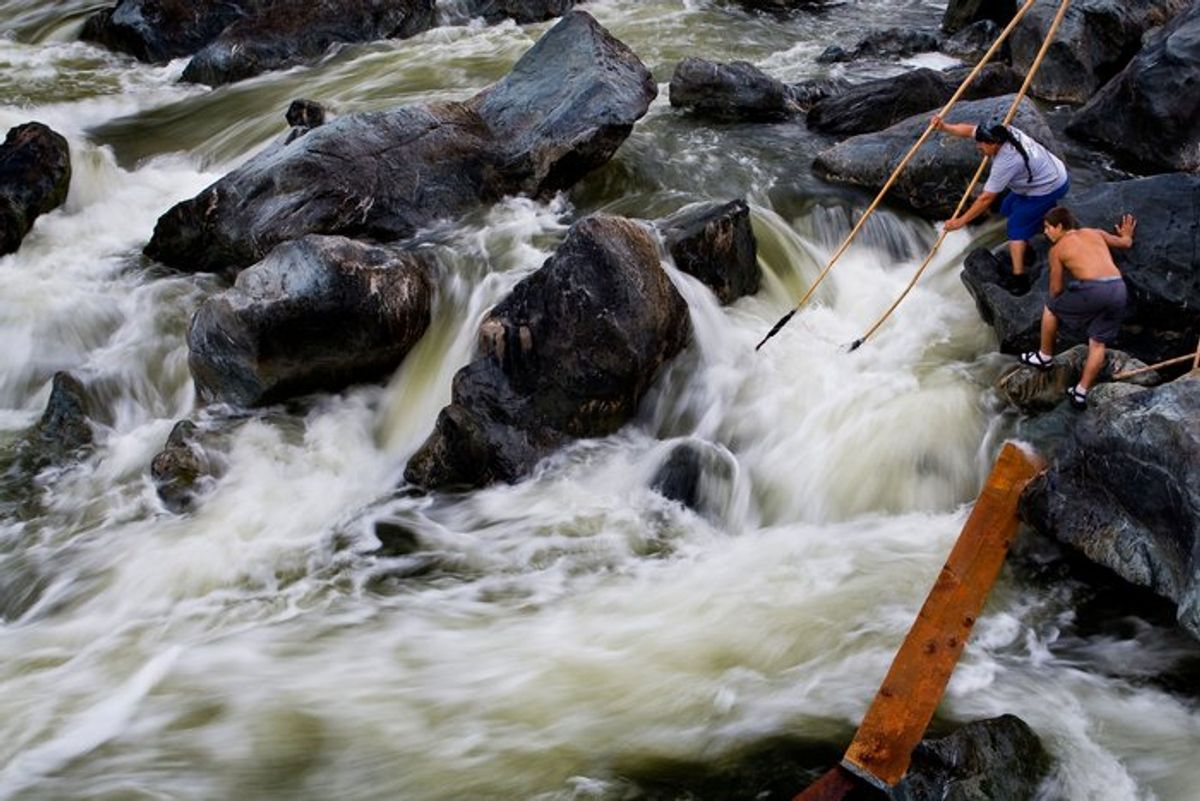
[1046,213,1136,289]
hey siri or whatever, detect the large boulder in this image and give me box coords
[657,199,760,304]
[807,65,1022,136]
[405,215,691,490]
[1067,2,1200,173]
[961,174,1200,364]
[80,0,259,62]
[187,235,433,407]
[669,58,799,121]
[942,0,1017,34]
[813,95,1059,220]
[0,122,71,256]
[893,715,1052,801]
[145,11,656,273]
[1010,0,1191,103]
[181,0,435,86]
[995,344,1157,413]
[1021,373,1200,640]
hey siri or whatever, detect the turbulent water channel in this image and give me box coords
[1,1,1198,799]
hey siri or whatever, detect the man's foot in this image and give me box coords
[1066,385,1088,410]
[1020,350,1053,370]
[1000,271,1032,295]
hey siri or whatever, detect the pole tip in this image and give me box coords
[847,338,864,352]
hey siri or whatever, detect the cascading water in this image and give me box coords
[1,1,1198,800]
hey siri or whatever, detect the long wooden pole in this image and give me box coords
[754,0,1040,351]
[1113,350,1200,380]
[794,442,1045,800]
[848,0,1072,352]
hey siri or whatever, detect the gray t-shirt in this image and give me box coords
[981,126,1067,196]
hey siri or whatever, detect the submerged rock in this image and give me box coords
[941,18,1005,60]
[1067,1,1200,173]
[405,214,691,490]
[150,420,214,513]
[180,0,436,86]
[813,95,1058,220]
[32,372,94,462]
[658,198,760,304]
[817,27,942,63]
[187,235,433,407]
[0,122,71,256]
[465,0,576,24]
[1010,0,1191,103]
[1021,373,1200,641]
[145,11,656,273]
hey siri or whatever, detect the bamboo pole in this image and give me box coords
[1113,352,1199,381]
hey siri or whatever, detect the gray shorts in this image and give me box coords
[1047,277,1127,345]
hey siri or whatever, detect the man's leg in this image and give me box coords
[1009,239,1028,276]
[1039,306,1058,356]
[1079,338,1107,391]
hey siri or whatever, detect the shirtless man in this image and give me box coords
[1019,206,1136,409]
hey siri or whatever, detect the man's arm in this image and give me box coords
[1048,246,1065,297]
[932,115,975,138]
[944,191,998,230]
[1098,213,1137,249]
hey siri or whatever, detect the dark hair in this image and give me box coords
[1043,206,1078,230]
[975,122,1034,182]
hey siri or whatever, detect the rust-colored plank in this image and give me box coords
[837,441,1043,789]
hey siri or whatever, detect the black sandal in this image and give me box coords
[1066,386,1088,410]
[1019,351,1053,370]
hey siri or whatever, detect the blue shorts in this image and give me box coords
[1000,178,1070,241]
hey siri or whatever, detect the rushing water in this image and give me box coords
[2,1,1198,799]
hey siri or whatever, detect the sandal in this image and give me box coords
[1019,351,1053,370]
[1066,385,1088,410]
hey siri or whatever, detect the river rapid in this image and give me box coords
[1,1,1198,799]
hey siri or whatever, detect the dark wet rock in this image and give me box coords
[941,19,1006,61]
[1020,373,1200,640]
[188,235,433,407]
[893,715,1052,801]
[669,58,799,121]
[150,420,215,513]
[180,0,435,86]
[807,65,1022,136]
[732,0,833,11]
[961,174,1200,364]
[371,518,421,556]
[32,372,94,462]
[465,0,576,24]
[0,122,71,256]
[284,99,328,143]
[813,94,1058,220]
[405,214,691,490]
[942,0,1017,35]
[995,344,1157,413]
[658,199,759,304]
[817,27,942,63]
[80,0,259,62]
[1067,2,1200,173]
[1011,0,1191,103]
[787,76,851,112]
[650,442,703,510]
[286,99,326,129]
[145,11,656,273]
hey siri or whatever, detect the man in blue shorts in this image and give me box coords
[1018,206,1136,409]
[932,116,1070,295]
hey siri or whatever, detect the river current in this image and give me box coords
[1,1,1198,799]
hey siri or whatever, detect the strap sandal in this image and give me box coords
[1019,351,1053,370]
[1066,386,1088,410]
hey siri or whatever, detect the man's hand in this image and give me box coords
[931,114,946,132]
[1116,213,1137,241]
[943,217,966,231]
